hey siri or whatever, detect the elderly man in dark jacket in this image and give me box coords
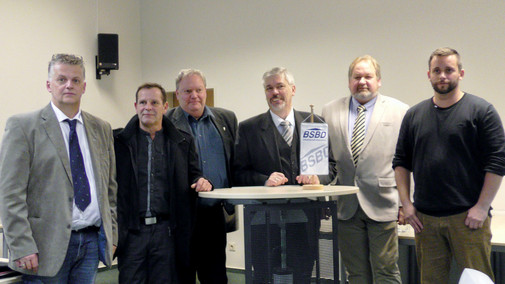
[114,82,211,284]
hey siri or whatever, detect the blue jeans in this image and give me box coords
[23,230,99,284]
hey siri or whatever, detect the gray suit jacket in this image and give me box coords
[322,94,408,222]
[0,104,117,276]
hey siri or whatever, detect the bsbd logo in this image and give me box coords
[301,145,328,172]
[303,128,327,139]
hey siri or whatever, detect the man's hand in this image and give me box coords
[464,172,501,229]
[295,175,319,185]
[403,203,423,233]
[465,205,489,229]
[265,172,288,187]
[397,207,405,225]
[15,254,38,273]
[191,178,212,192]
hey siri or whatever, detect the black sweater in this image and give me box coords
[393,93,505,216]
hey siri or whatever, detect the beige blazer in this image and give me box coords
[0,104,117,276]
[322,94,408,222]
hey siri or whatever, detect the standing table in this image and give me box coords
[200,185,358,284]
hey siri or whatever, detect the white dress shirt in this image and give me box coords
[270,108,295,136]
[51,102,101,230]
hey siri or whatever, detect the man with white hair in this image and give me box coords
[167,69,238,283]
[234,67,336,283]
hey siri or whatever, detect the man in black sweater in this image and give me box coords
[394,47,505,283]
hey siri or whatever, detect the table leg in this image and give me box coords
[244,205,253,284]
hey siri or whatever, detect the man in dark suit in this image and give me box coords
[114,82,212,284]
[0,54,117,283]
[166,69,237,284]
[234,67,336,284]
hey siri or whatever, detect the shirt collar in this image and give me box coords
[269,108,295,128]
[51,101,83,124]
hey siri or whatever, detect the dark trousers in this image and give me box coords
[193,205,228,284]
[118,220,176,284]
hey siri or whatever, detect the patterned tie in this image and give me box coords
[65,119,91,211]
[350,105,366,166]
[280,120,293,146]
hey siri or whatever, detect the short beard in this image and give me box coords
[351,91,377,103]
[268,101,286,113]
[432,81,457,95]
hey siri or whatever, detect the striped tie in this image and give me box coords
[280,120,293,146]
[351,105,366,166]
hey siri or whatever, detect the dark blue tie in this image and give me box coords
[65,119,91,211]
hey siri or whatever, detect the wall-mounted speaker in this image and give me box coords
[96,33,119,79]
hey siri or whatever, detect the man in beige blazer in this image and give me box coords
[0,54,117,283]
[322,55,408,284]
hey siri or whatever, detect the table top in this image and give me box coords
[198,185,358,199]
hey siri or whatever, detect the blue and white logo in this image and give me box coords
[300,123,329,175]
[302,127,327,139]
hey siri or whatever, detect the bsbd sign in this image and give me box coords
[300,123,329,175]
[302,128,327,139]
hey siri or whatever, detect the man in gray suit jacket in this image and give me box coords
[167,69,237,284]
[322,55,408,283]
[0,54,117,283]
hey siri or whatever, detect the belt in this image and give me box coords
[140,214,170,225]
[72,226,100,233]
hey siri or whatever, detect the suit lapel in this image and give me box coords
[293,110,304,134]
[82,112,103,199]
[340,98,352,153]
[294,110,307,158]
[362,94,386,150]
[259,111,281,169]
[40,105,73,185]
[211,109,232,162]
[171,107,192,134]
[163,118,184,197]
[162,126,176,213]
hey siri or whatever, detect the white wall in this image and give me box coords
[139,0,505,269]
[0,0,143,260]
[0,0,142,130]
[1,0,505,270]
[140,1,505,121]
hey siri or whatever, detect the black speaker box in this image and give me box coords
[97,33,118,70]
